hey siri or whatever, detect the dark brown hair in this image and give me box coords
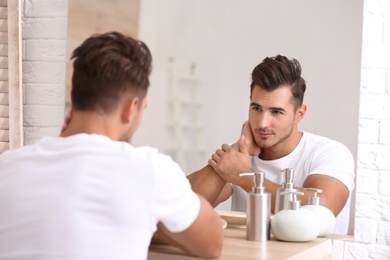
[71,31,152,113]
[250,55,306,109]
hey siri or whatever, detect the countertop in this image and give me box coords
[148,226,349,259]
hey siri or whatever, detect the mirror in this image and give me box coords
[135,0,363,176]
[66,0,364,235]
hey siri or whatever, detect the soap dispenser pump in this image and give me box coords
[301,188,336,237]
[240,171,271,241]
[275,168,295,213]
[271,190,320,242]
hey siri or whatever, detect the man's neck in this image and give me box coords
[60,111,122,141]
[258,131,303,161]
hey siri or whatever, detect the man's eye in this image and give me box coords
[252,106,261,111]
[272,110,284,115]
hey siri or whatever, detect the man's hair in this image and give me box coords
[71,31,152,113]
[250,55,306,109]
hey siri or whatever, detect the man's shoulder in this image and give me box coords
[131,145,170,159]
[0,138,46,158]
[130,145,181,168]
[302,131,347,148]
[301,131,353,158]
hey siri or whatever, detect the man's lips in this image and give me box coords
[257,132,273,138]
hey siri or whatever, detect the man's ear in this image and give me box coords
[296,104,307,122]
[61,109,73,134]
[122,97,140,123]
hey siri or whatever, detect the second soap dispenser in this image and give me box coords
[271,190,320,242]
[240,171,271,241]
[275,168,295,213]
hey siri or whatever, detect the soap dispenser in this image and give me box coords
[274,168,295,213]
[271,190,320,242]
[301,188,336,237]
[240,171,271,241]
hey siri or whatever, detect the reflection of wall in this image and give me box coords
[65,0,140,113]
[137,0,362,166]
[165,70,206,172]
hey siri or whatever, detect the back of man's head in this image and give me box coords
[70,32,152,114]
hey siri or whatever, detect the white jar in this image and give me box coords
[271,190,320,242]
[301,188,335,237]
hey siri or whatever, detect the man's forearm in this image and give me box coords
[187,165,227,206]
[154,223,193,255]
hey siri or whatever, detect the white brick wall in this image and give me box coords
[334,0,390,258]
[21,0,67,145]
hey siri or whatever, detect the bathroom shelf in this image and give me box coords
[166,70,206,173]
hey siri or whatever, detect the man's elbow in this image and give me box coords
[197,222,224,259]
[199,235,223,259]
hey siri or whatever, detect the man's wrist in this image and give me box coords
[237,174,255,192]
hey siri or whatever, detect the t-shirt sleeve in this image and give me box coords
[308,141,355,192]
[151,152,200,233]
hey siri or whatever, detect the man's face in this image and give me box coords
[248,85,303,151]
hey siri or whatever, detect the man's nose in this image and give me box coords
[257,112,271,129]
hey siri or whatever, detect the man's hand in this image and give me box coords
[208,135,253,185]
[241,121,261,157]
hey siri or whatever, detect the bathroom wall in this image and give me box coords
[21,0,67,145]
[333,0,390,258]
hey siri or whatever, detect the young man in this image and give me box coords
[188,55,355,235]
[0,32,223,259]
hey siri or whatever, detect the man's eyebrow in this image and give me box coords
[270,107,286,112]
[250,102,286,112]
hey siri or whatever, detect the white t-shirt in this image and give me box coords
[232,132,355,234]
[0,134,200,260]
